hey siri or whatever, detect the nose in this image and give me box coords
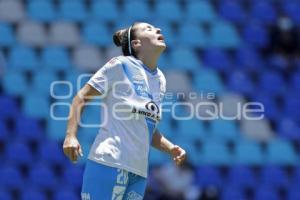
[156,28,161,34]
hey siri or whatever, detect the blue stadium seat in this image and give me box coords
[0,23,15,46]
[178,23,208,48]
[0,164,24,190]
[54,188,79,200]
[0,190,11,200]
[0,121,9,142]
[234,140,264,165]
[177,140,201,165]
[23,93,50,118]
[222,186,245,200]
[2,70,28,96]
[290,71,300,93]
[284,94,300,119]
[63,166,84,189]
[219,0,245,24]
[5,140,33,166]
[64,70,84,92]
[175,119,207,142]
[0,95,19,119]
[8,46,39,70]
[277,118,300,141]
[252,93,281,121]
[250,2,277,25]
[31,70,58,95]
[266,139,298,165]
[154,1,182,22]
[38,140,66,166]
[260,165,289,189]
[152,21,176,47]
[226,166,256,189]
[259,70,286,96]
[268,54,289,70]
[59,0,86,22]
[20,188,47,200]
[255,187,280,200]
[123,1,150,21]
[82,22,111,46]
[91,1,119,22]
[243,22,269,48]
[51,81,74,99]
[292,166,300,184]
[29,163,57,190]
[47,117,68,141]
[157,120,173,139]
[288,186,300,200]
[186,1,216,23]
[255,187,279,200]
[149,148,170,167]
[208,119,239,142]
[195,166,222,187]
[193,69,224,94]
[227,71,254,95]
[170,48,201,70]
[201,141,232,165]
[41,46,71,70]
[282,0,300,25]
[209,20,240,48]
[203,48,231,71]
[15,115,43,142]
[235,46,264,71]
[28,0,56,22]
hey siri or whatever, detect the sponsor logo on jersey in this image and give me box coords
[132,101,160,121]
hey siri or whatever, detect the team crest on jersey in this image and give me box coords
[133,82,149,98]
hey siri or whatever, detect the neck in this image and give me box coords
[136,52,160,70]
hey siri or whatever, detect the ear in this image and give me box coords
[131,39,141,50]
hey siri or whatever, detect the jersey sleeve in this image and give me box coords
[87,58,121,95]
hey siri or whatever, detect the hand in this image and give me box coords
[170,145,186,166]
[63,136,83,163]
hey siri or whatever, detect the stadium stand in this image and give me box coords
[0,0,299,199]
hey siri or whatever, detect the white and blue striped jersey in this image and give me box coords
[87,56,166,178]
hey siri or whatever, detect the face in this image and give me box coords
[131,23,166,55]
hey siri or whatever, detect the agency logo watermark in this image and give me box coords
[50,73,265,128]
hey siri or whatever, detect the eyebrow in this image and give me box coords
[144,25,155,30]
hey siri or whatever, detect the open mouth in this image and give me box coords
[157,35,164,41]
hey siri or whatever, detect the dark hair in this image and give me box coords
[113,23,138,57]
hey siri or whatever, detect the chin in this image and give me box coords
[157,43,167,51]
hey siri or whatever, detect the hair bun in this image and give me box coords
[113,29,126,47]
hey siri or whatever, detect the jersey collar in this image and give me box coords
[128,56,158,75]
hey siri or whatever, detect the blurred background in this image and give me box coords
[0,0,300,199]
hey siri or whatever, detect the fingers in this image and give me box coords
[63,137,83,163]
[64,147,77,162]
[172,146,186,166]
[63,145,83,163]
[78,145,83,157]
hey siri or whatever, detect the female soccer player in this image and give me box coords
[63,22,186,200]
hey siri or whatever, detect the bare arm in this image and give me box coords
[63,84,101,162]
[152,129,186,165]
[151,129,174,154]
